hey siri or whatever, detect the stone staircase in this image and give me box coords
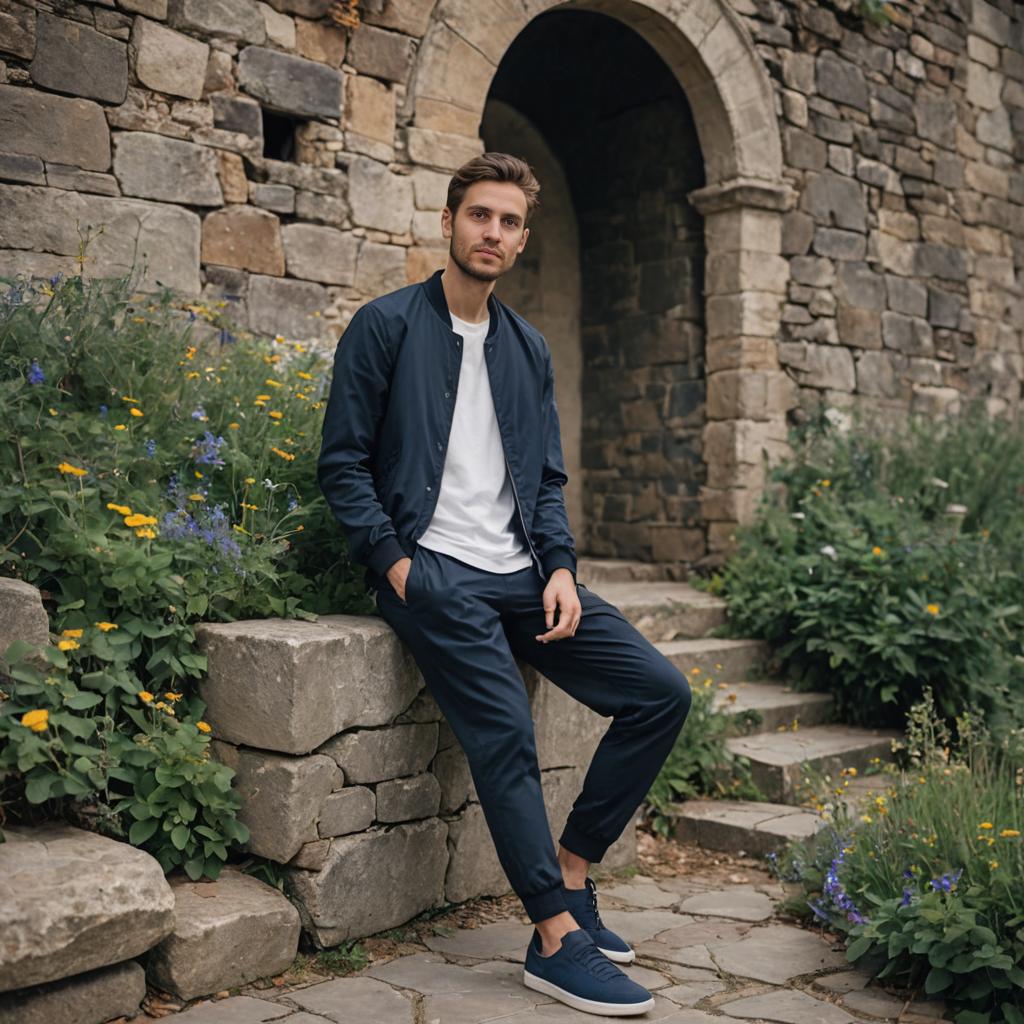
[578,563,901,860]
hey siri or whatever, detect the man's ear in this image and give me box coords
[441,206,452,239]
[518,226,530,253]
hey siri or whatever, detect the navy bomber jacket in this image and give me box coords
[316,268,578,592]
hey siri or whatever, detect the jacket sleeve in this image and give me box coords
[316,304,407,578]
[531,347,578,581]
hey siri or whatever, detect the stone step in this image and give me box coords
[725,724,901,804]
[656,637,773,682]
[576,557,679,583]
[712,680,835,735]
[586,580,727,641]
[672,798,827,857]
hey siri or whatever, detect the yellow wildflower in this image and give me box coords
[229,422,240,429]
[872,546,883,556]
[256,394,272,401]
[690,667,700,675]
[821,479,831,487]
[107,503,132,516]
[861,814,872,823]
[188,493,205,501]
[990,860,999,870]
[241,502,259,511]
[20,709,49,732]
[268,410,283,420]
[129,407,144,418]
[999,829,1020,837]
[57,462,87,477]
[49,407,58,416]
[296,370,313,380]
[138,691,154,702]
[57,639,79,651]
[121,396,139,404]
[264,378,283,388]
[135,527,156,539]
[124,513,157,527]
[979,822,993,830]
[196,721,212,733]
[244,477,256,484]
[164,692,183,701]
[185,345,197,360]
[270,447,295,461]
[61,628,84,638]
[233,524,250,535]
[95,622,118,631]
[926,603,940,615]
[186,371,201,380]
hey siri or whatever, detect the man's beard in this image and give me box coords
[450,239,508,282]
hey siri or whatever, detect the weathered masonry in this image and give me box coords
[1,0,1022,567]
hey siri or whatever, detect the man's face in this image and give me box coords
[442,180,530,283]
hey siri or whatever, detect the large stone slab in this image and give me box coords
[145,867,300,1001]
[247,273,329,339]
[211,742,341,862]
[710,923,848,984]
[319,722,439,784]
[30,13,128,105]
[202,205,284,276]
[196,615,422,754]
[0,824,174,991]
[238,46,343,120]
[0,960,146,1024]
[720,987,857,1022]
[0,184,201,294]
[113,132,223,206]
[286,819,448,945]
[348,156,414,235]
[0,87,111,173]
[656,637,773,684]
[287,976,415,1022]
[673,799,826,856]
[281,223,358,284]
[168,0,266,43]
[132,17,209,101]
[0,578,49,664]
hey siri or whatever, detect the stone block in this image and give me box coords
[531,672,607,773]
[967,61,1003,110]
[281,223,358,284]
[146,868,299,1000]
[800,172,866,232]
[202,205,283,276]
[319,722,438,784]
[212,742,340,862]
[250,182,295,213]
[238,46,343,120]
[781,210,813,255]
[915,243,967,282]
[433,742,474,815]
[347,23,416,84]
[168,0,266,43]
[363,0,434,36]
[405,127,484,171]
[406,245,447,282]
[295,190,348,226]
[411,167,452,211]
[816,52,868,112]
[121,0,170,16]
[376,774,442,823]
[286,820,448,946]
[836,261,884,311]
[355,239,408,296]
[886,276,927,318]
[318,786,375,838]
[211,94,263,140]
[259,1,295,48]
[812,228,865,260]
[113,131,222,206]
[45,164,119,196]
[443,803,508,904]
[777,341,856,391]
[836,306,881,350]
[295,17,346,66]
[344,74,396,150]
[0,2,34,59]
[197,616,422,754]
[133,17,208,100]
[914,93,956,148]
[216,151,249,204]
[789,256,834,288]
[0,153,45,186]
[0,824,174,991]
[882,311,934,357]
[348,156,413,235]
[928,286,961,328]
[0,960,145,1024]
[856,350,904,398]
[0,184,201,294]
[0,578,49,663]
[0,86,111,173]
[30,13,128,105]
[706,292,782,340]
[247,273,329,338]
[707,369,796,421]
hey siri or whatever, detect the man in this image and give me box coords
[317,152,692,1016]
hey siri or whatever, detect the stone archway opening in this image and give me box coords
[484,9,708,565]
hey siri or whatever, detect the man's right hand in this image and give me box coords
[387,557,413,602]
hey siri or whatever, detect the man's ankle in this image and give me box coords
[535,911,580,956]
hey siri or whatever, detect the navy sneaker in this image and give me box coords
[563,877,635,963]
[522,927,654,1016]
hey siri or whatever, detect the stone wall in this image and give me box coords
[1,0,1021,566]
[733,0,1024,426]
[195,613,635,947]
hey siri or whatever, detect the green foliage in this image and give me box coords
[770,691,1024,1023]
[858,0,892,27]
[0,271,367,870]
[645,671,765,836]
[313,941,370,975]
[718,405,1024,734]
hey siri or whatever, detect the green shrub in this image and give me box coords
[0,271,365,873]
[718,405,1024,734]
[645,669,765,835]
[771,691,1024,1023]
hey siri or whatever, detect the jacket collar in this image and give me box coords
[423,269,501,342]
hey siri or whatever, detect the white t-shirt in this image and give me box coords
[416,312,535,573]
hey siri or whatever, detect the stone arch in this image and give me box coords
[405,0,796,565]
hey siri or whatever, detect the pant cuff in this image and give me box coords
[521,883,569,923]
[558,819,609,864]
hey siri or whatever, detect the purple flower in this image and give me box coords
[191,406,207,421]
[99,404,108,417]
[287,496,299,512]
[901,888,913,907]
[50,273,63,287]
[929,868,962,893]
[145,439,157,458]
[27,360,45,385]
[192,430,225,468]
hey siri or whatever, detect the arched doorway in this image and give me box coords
[406,0,795,567]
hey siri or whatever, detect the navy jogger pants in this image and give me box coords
[374,546,692,924]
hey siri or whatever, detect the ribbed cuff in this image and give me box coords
[541,546,577,581]
[368,534,407,578]
[521,883,570,923]
[558,819,608,864]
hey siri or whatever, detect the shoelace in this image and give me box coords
[569,936,624,982]
[586,878,605,931]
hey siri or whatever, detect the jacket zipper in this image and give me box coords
[503,449,544,581]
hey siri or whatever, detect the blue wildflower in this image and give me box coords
[27,360,45,385]
[50,273,63,288]
[99,404,108,417]
[145,439,157,458]
[191,406,207,421]
[901,888,913,907]
[287,496,299,512]
[192,431,226,468]
[188,310,197,321]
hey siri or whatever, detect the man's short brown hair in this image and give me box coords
[446,152,541,224]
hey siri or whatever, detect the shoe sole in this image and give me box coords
[522,969,654,1016]
[598,945,636,964]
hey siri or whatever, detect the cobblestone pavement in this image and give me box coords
[150,847,952,1024]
